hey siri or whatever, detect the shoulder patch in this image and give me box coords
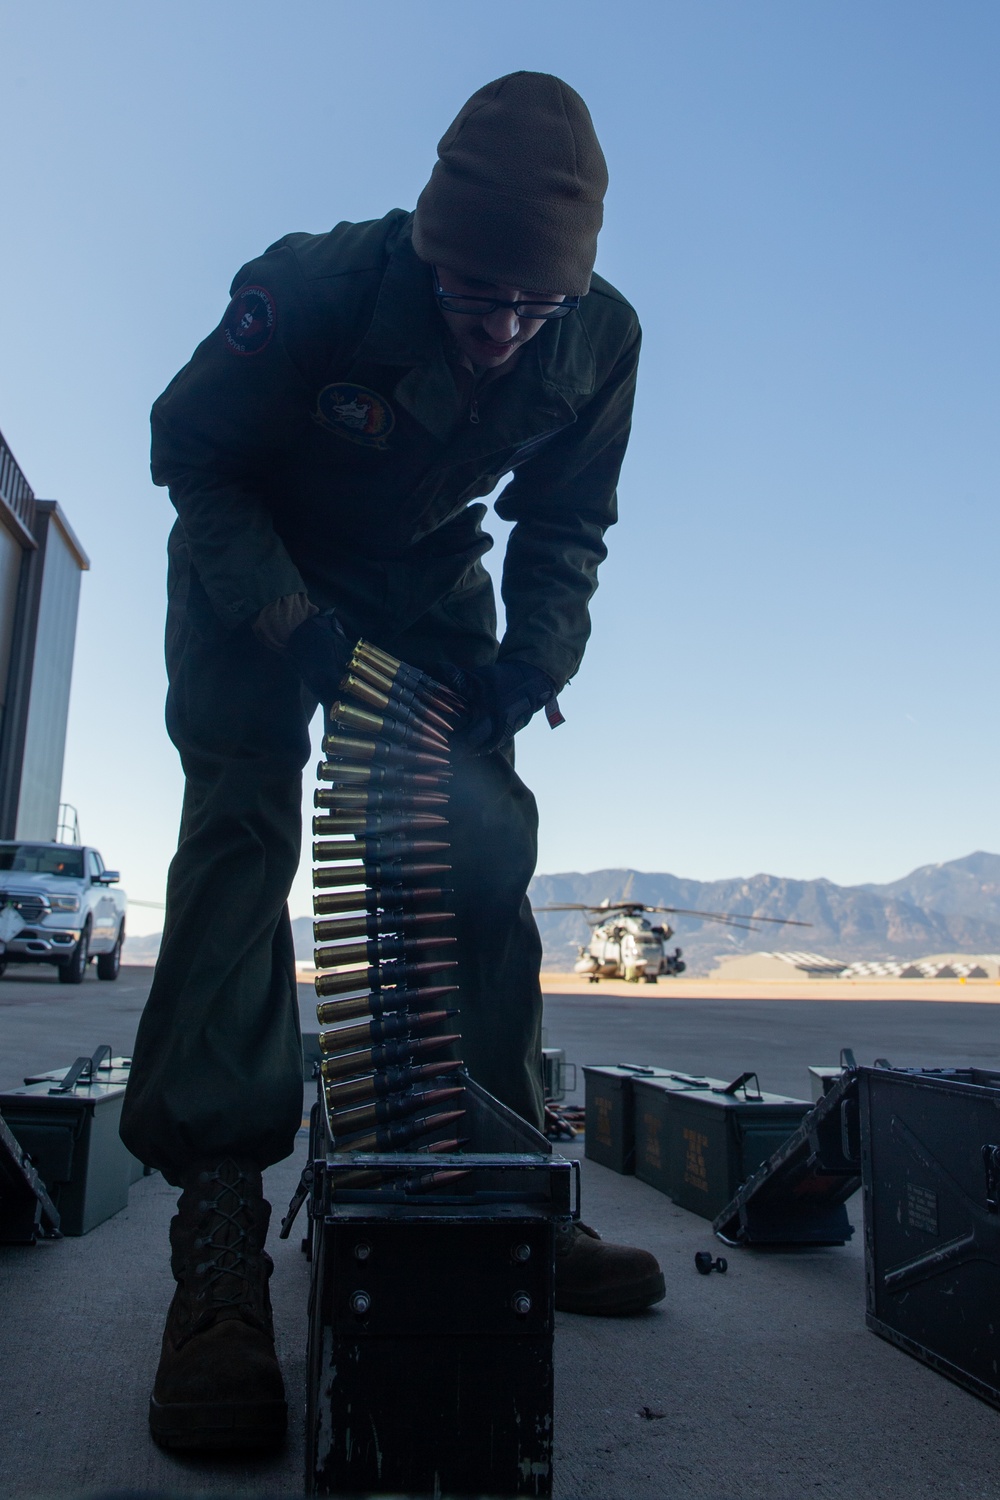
[314,383,395,449]
[222,285,276,356]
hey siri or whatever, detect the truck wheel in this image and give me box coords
[58,921,90,985]
[97,923,124,981]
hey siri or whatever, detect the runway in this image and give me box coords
[1,965,998,1498]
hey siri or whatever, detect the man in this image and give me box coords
[121,71,665,1452]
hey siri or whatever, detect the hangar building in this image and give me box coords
[0,425,89,840]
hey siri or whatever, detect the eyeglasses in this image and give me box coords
[432,270,580,321]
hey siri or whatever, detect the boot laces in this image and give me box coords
[192,1161,259,1308]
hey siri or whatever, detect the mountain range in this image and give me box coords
[527,851,1000,974]
[124,852,1000,977]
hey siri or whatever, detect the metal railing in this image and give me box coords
[56,803,80,845]
[0,426,36,536]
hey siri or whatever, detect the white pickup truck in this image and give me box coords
[0,841,127,984]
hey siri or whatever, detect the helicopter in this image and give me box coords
[536,897,810,983]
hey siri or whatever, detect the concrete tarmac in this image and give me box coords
[2,966,999,1498]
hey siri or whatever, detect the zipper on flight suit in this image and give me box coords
[469,396,480,425]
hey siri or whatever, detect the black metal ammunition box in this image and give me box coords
[22,1054,147,1185]
[0,1111,61,1243]
[860,1065,1000,1409]
[713,1068,861,1245]
[634,1073,810,1219]
[583,1064,716,1174]
[542,1047,575,1103]
[0,1074,135,1235]
[306,1074,575,1496]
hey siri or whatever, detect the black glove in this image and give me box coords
[285,611,352,707]
[434,661,556,755]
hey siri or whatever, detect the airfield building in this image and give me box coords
[0,425,89,840]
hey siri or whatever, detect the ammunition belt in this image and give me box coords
[312,640,470,1195]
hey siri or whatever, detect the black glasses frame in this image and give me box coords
[432,270,580,321]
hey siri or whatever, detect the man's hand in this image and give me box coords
[285,611,353,707]
[435,661,556,755]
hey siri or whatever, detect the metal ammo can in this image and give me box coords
[583,1063,716,1174]
[860,1064,1000,1410]
[304,1072,577,1497]
[0,1050,143,1234]
[634,1071,810,1219]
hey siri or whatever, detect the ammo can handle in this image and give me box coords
[48,1057,92,1094]
[714,1072,762,1100]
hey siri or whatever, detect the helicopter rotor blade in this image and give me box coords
[534,904,597,912]
[642,905,811,927]
[534,901,810,930]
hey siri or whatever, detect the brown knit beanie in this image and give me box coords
[412,72,608,297]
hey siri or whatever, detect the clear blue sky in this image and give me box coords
[1,1,997,931]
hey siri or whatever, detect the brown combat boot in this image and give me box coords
[148,1156,288,1450]
[554,1222,666,1315]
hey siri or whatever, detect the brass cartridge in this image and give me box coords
[318,1008,457,1056]
[340,666,456,737]
[315,984,458,1026]
[322,1058,464,1109]
[329,697,449,751]
[330,1107,466,1154]
[313,834,449,858]
[312,785,448,809]
[313,933,455,970]
[318,1032,462,1081]
[315,770,451,797]
[312,886,452,916]
[313,911,454,942]
[314,957,457,997]
[327,1085,464,1135]
[322,731,449,768]
[313,863,451,890]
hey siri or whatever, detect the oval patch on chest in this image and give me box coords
[314,383,395,449]
[222,285,276,356]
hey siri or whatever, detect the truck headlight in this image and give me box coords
[49,895,81,912]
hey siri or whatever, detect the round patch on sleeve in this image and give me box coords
[221,284,276,356]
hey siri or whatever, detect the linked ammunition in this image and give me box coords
[313,863,451,890]
[319,1032,462,1081]
[315,764,450,790]
[315,959,457,997]
[328,699,449,752]
[351,643,463,716]
[340,664,456,737]
[322,733,449,770]
[313,836,449,862]
[318,1007,457,1056]
[312,785,449,810]
[312,811,448,836]
[314,933,456,969]
[328,1085,465,1136]
[322,1058,464,1109]
[330,1135,466,1191]
[313,910,454,942]
[312,886,453,916]
[314,936,455,972]
[316,985,458,1026]
[404,1168,473,1194]
[330,1107,466,1154]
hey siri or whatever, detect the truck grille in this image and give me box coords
[0,891,51,924]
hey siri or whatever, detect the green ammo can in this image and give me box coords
[633,1072,811,1219]
[1,1050,138,1235]
[583,1064,718,1174]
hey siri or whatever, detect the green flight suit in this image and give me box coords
[120,210,639,1183]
